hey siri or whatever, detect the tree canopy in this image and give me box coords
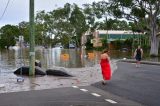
[0,1,160,56]
[107,0,160,56]
[0,25,20,48]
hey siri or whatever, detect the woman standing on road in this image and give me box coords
[100,49,112,85]
[134,45,143,67]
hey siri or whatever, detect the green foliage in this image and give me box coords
[124,39,132,48]
[39,3,88,48]
[101,38,108,47]
[0,38,6,49]
[18,21,29,43]
[83,1,110,32]
[85,38,93,50]
[93,46,105,51]
[92,18,130,30]
[120,0,133,7]
[108,0,160,55]
[0,1,157,55]
[112,9,122,18]
[35,10,52,46]
[142,44,150,50]
[112,39,123,49]
[131,7,145,18]
[0,25,20,48]
[70,4,88,47]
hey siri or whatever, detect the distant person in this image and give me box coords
[134,45,143,67]
[100,49,112,85]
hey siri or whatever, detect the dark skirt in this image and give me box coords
[136,55,141,61]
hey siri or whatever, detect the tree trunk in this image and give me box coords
[149,16,159,56]
[150,37,159,56]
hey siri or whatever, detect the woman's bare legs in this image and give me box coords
[136,61,141,67]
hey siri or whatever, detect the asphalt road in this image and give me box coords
[0,85,143,106]
[92,62,160,106]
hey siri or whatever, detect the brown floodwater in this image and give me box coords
[0,46,159,70]
[0,47,101,69]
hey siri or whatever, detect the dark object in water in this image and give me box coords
[14,66,46,76]
[46,69,72,77]
[35,60,41,67]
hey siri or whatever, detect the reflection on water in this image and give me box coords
[39,48,101,68]
[0,47,101,69]
[0,47,160,70]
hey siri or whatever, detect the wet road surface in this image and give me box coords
[0,86,142,106]
[92,62,160,106]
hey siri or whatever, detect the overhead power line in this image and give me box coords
[0,0,11,21]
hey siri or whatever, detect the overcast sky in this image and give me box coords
[0,0,101,27]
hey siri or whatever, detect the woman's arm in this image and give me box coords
[106,53,110,61]
[141,49,143,58]
[134,49,137,58]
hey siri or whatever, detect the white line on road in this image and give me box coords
[72,86,79,88]
[0,84,5,88]
[105,99,117,104]
[80,89,88,92]
[91,93,101,97]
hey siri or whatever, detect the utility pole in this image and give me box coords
[29,0,35,76]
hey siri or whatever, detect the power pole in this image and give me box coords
[29,0,35,76]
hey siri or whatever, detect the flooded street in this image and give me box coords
[0,46,159,93]
[0,47,114,93]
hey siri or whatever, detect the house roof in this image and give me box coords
[84,30,144,36]
[96,30,134,34]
